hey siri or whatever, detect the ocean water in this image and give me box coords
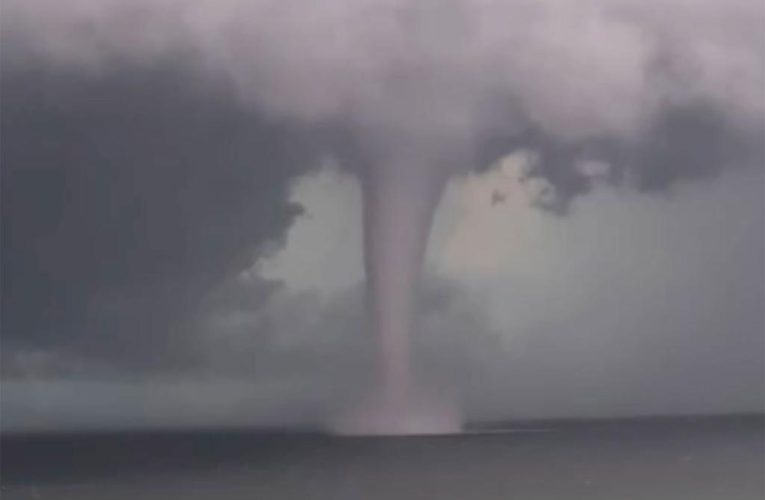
[2,417,763,500]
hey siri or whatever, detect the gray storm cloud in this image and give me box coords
[2,0,764,432]
[5,0,763,139]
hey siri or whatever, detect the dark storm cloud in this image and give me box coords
[475,101,764,214]
[1,60,316,371]
[3,0,763,221]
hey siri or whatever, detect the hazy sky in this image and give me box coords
[261,159,765,418]
[1,0,763,432]
[3,161,762,432]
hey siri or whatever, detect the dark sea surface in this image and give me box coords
[2,416,763,500]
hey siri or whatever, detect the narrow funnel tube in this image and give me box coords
[362,161,448,406]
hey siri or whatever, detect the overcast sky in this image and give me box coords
[1,0,763,432]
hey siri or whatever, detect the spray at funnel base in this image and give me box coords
[331,159,461,435]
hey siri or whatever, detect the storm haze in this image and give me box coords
[1,0,763,432]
